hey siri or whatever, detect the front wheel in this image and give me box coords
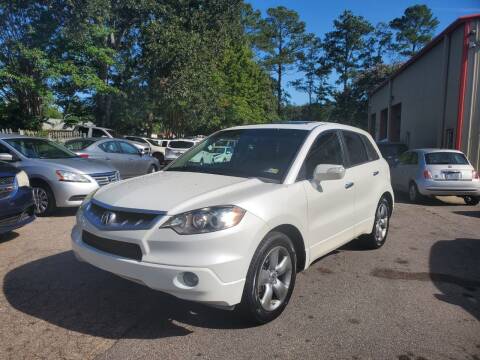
[464,196,479,206]
[240,231,297,324]
[32,184,56,216]
[361,197,391,249]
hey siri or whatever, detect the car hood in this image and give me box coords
[94,171,277,214]
[36,158,116,174]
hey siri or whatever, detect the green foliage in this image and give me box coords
[390,4,439,58]
[256,6,307,114]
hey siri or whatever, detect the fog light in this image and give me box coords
[182,272,199,287]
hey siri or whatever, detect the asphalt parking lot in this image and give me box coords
[0,196,479,360]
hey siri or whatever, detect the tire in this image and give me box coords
[32,183,56,216]
[240,231,297,324]
[464,196,479,206]
[361,196,391,249]
[147,165,157,174]
[408,181,422,203]
[153,153,164,164]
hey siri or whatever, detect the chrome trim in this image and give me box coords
[83,199,166,231]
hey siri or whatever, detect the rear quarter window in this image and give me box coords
[342,131,369,167]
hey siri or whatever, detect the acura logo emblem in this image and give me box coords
[101,211,116,225]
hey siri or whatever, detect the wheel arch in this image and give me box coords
[381,191,394,215]
[269,224,306,273]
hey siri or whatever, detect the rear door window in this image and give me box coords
[342,131,369,167]
[425,152,469,165]
[99,141,121,153]
[119,141,139,155]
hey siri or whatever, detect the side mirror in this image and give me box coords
[138,149,146,156]
[313,164,345,184]
[0,153,13,162]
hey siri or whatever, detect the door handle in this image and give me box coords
[105,157,111,161]
[345,182,354,189]
[373,171,379,176]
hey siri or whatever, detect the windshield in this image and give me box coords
[425,152,469,165]
[166,128,308,183]
[5,138,78,159]
[169,141,195,149]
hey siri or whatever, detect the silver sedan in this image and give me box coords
[65,138,159,179]
[0,135,120,216]
[390,148,480,205]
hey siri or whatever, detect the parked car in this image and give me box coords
[74,125,116,138]
[190,145,233,165]
[65,138,160,178]
[0,135,120,216]
[0,160,35,234]
[124,136,165,162]
[164,139,198,163]
[72,122,393,324]
[390,148,480,205]
[376,141,408,167]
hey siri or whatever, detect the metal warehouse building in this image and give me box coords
[368,14,480,169]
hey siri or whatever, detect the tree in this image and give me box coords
[256,6,307,115]
[389,5,439,58]
[323,10,374,93]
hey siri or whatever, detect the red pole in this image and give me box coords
[455,21,471,150]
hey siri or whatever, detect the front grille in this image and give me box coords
[89,172,119,186]
[82,231,142,261]
[0,176,15,199]
[85,201,160,230]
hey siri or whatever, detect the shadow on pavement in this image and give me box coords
[3,251,252,340]
[430,238,480,321]
[393,191,465,207]
[0,231,19,244]
[453,211,480,219]
[50,208,79,217]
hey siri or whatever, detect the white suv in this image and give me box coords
[72,122,393,323]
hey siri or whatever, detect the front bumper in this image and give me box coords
[51,181,100,208]
[417,179,480,197]
[0,187,35,234]
[71,208,268,306]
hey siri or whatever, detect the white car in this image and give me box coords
[72,122,394,323]
[124,136,166,163]
[390,148,480,205]
[164,139,198,163]
[190,146,233,165]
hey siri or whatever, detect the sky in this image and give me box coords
[248,0,480,105]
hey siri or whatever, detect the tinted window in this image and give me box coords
[92,128,107,138]
[398,151,411,165]
[162,141,169,147]
[362,135,380,161]
[298,132,344,181]
[65,139,96,151]
[410,152,418,165]
[425,152,469,165]
[99,141,121,153]
[166,129,308,183]
[343,131,369,166]
[169,141,195,149]
[377,144,408,158]
[76,126,89,136]
[0,142,11,154]
[119,141,139,154]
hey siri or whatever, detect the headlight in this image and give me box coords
[15,170,30,187]
[161,206,246,234]
[56,170,90,183]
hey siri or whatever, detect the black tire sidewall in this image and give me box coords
[241,231,297,324]
[464,196,479,206]
[409,182,419,203]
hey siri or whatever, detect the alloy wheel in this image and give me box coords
[374,201,389,244]
[256,246,293,311]
[33,187,49,215]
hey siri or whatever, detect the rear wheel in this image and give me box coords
[152,153,164,164]
[147,165,157,174]
[463,196,479,206]
[361,197,391,249]
[408,182,422,203]
[240,231,296,324]
[32,183,55,216]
